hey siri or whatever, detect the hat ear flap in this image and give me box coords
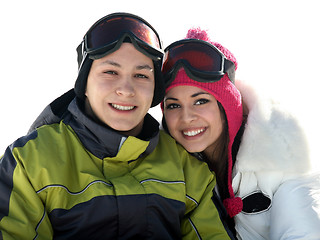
[74,58,93,100]
[151,60,165,107]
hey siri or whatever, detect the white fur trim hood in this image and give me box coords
[232,81,320,240]
[235,80,311,174]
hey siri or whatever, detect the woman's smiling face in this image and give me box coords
[164,85,224,155]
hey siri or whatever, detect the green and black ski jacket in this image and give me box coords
[0,93,231,239]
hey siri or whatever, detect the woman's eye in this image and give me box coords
[166,103,180,110]
[195,99,209,105]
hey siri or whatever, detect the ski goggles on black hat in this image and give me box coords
[162,39,235,87]
[78,12,163,66]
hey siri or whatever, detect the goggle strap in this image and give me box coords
[76,41,89,72]
[76,41,85,68]
[224,59,236,83]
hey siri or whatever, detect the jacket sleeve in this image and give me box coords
[0,145,53,239]
[180,151,232,240]
[270,175,320,240]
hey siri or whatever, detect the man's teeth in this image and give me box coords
[112,104,134,111]
[183,128,205,137]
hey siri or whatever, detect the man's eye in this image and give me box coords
[135,74,148,79]
[104,71,117,75]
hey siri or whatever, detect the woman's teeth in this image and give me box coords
[183,128,205,137]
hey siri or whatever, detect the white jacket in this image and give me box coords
[233,81,320,240]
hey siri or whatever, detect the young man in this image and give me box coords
[0,13,232,239]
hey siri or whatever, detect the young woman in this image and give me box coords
[0,14,232,239]
[162,28,320,239]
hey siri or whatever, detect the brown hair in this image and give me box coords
[204,101,230,200]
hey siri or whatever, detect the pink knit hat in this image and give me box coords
[164,28,243,217]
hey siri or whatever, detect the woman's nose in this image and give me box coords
[181,107,197,122]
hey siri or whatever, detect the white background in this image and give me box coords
[1,0,319,166]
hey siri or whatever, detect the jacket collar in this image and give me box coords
[67,98,159,160]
